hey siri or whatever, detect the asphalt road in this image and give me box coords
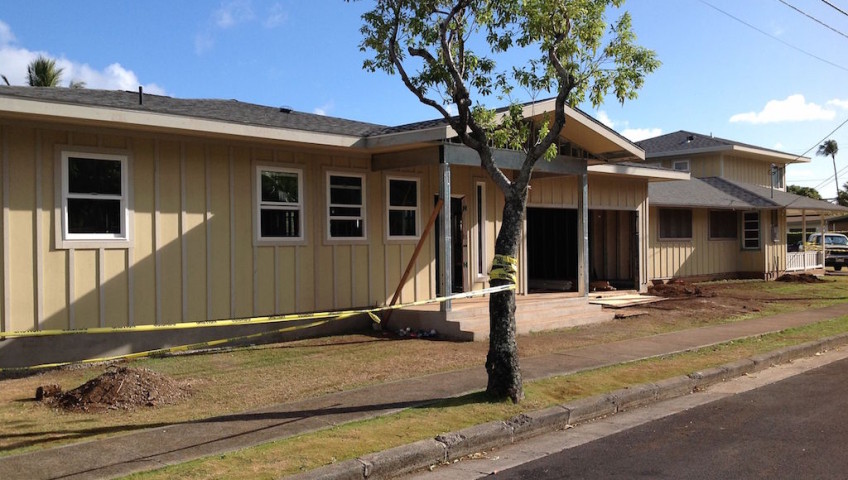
[492,356,848,479]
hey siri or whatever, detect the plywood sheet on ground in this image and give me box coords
[588,294,667,308]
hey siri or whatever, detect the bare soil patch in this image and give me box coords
[777,273,825,283]
[38,366,192,413]
[647,280,706,298]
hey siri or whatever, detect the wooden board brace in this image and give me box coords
[382,199,444,328]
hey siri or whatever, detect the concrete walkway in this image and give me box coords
[2,304,846,480]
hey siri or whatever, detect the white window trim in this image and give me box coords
[385,175,420,241]
[255,165,305,244]
[742,211,761,250]
[475,180,488,280]
[326,170,367,242]
[57,149,132,249]
[672,159,690,172]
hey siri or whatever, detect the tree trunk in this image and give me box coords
[485,190,526,403]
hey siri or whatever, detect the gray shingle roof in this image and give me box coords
[649,176,848,213]
[0,86,388,137]
[637,130,800,158]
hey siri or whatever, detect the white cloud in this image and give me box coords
[213,0,255,28]
[264,3,288,28]
[313,101,334,116]
[827,98,848,110]
[774,142,785,150]
[622,128,662,142]
[596,110,615,128]
[592,110,659,141]
[0,20,14,45]
[729,94,835,124]
[0,22,164,93]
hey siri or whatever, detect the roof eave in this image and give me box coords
[588,164,688,180]
[0,96,367,149]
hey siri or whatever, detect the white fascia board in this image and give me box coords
[0,96,365,148]
[494,99,645,160]
[588,163,689,180]
[363,125,453,149]
[731,145,810,164]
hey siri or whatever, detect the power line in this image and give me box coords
[783,117,848,207]
[821,0,848,18]
[777,0,848,40]
[697,0,848,73]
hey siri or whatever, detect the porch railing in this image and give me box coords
[786,251,823,272]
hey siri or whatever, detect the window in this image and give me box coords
[742,211,760,249]
[709,210,737,239]
[672,160,690,172]
[387,177,419,238]
[327,172,365,239]
[771,164,784,189]
[475,181,487,277]
[658,208,692,240]
[257,166,303,240]
[61,151,129,241]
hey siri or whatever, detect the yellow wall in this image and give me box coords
[648,207,786,280]
[0,120,657,333]
[652,154,777,188]
[0,122,448,332]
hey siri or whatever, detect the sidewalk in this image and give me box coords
[2,304,846,480]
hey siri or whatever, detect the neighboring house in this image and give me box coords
[0,87,683,366]
[638,131,848,281]
[827,214,848,233]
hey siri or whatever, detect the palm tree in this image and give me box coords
[817,139,839,201]
[26,55,63,87]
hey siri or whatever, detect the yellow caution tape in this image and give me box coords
[489,254,518,284]
[0,284,517,372]
[0,284,516,339]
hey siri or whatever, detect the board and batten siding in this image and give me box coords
[525,174,650,290]
[0,121,445,333]
[648,207,786,280]
[722,155,774,189]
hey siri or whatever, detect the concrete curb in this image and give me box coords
[287,334,848,480]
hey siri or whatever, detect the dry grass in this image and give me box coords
[2,277,847,459]
[130,315,848,480]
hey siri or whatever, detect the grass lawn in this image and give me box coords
[2,276,847,473]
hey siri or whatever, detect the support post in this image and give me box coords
[440,163,452,312]
[801,210,807,269]
[577,173,589,296]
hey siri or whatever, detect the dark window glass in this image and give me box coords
[261,171,298,203]
[329,206,361,217]
[659,209,692,239]
[67,198,121,234]
[261,209,300,238]
[389,210,416,237]
[68,157,122,195]
[389,180,417,207]
[477,184,484,274]
[330,175,362,205]
[330,219,363,237]
[743,212,760,249]
[709,210,737,239]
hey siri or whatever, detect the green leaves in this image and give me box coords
[355,0,658,192]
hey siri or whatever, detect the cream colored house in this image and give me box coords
[0,87,684,367]
[639,131,848,281]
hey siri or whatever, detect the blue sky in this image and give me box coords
[1,0,847,197]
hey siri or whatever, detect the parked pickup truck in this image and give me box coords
[806,233,848,271]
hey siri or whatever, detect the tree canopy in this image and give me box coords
[354,0,658,402]
[787,185,822,200]
[27,55,64,87]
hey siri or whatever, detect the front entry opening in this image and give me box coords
[435,196,465,295]
[527,207,578,292]
[589,210,638,290]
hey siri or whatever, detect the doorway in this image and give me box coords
[526,207,578,292]
[435,196,466,295]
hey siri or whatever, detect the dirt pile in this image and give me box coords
[648,280,703,298]
[776,273,824,283]
[38,366,191,412]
